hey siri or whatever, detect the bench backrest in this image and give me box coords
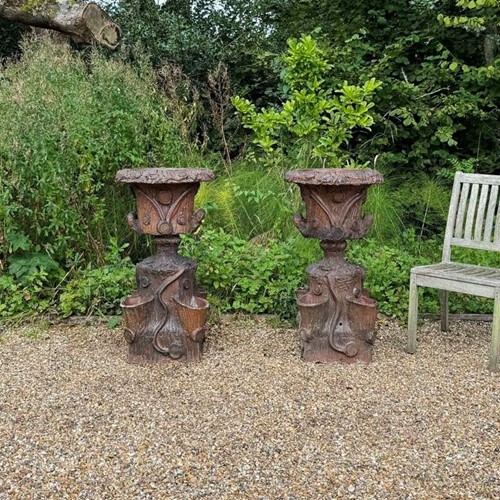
[443,172,500,261]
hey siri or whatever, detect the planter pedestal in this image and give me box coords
[116,168,214,364]
[286,169,383,364]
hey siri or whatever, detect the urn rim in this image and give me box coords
[285,168,383,186]
[115,168,215,185]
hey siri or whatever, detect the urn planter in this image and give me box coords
[115,168,214,364]
[285,168,384,364]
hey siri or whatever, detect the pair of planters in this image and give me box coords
[116,167,383,365]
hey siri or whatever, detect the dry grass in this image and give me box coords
[0,316,499,499]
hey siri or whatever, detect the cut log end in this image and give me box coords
[82,3,121,49]
[0,0,121,49]
[99,24,120,49]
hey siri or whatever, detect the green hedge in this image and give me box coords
[1,227,497,323]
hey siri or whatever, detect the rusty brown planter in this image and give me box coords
[115,168,214,364]
[285,169,384,364]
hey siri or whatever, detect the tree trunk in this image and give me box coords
[0,0,121,49]
[484,25,498,65]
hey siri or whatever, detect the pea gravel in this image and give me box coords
[0,316,499,499]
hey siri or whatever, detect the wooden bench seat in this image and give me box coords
[411,262,500,298]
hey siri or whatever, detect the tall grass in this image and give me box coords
[197,161,299,239]
[198,161,411,244]
[364,168,405,241]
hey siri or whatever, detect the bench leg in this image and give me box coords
[440,290,449,332]
[489,289,500,372]
[407,274,418,354]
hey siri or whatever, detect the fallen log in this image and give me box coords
[0,0,121,49]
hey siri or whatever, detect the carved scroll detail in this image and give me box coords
[152,268,185,356]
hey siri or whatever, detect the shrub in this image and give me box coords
[59,262,135,318]
[0,230,63,321]
[232,35,381,169]
[0,273,54,321]
[181,228,316,319]
[181,228,498,322]
[0,36,207,269]
[59,239,135,317]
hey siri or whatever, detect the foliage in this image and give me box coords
[112,0,273,85]
[260,1,500,177]
[232,35,381,169]
[112,0,215,79]
[179,228,497,322]
[113,0,499,187]
[181,229,316,319]
[0,272,54,320]
[196,160,297,239]
[59,239,135,317]
[348,231,439,320]
[58,262,134,317]
[396,174,451,237]
[438,0,499,36]
[2,3,500,325]
[0,36,206,269]
[0,229,63,320]
[363,176,405,242]
[351,230,500,318]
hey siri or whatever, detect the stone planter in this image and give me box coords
[285,168,383,364]
[116,168,214,364]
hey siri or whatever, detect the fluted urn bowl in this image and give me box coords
[285,169,383,242]
[115,168,215,236]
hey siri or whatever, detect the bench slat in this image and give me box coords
[454,182,470,238]
[412,262,500,286]
[484,185,498,242]
[474,184,489,241]
[495,210,500,244]
[464,183,479,240]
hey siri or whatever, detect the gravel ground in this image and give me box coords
[0,316,499,499]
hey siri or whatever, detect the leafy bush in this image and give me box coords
[0,36,207,269]
[0,228,63,321]
[233,35,381,169]
[348,232,439,320]
[0,273,54,321]
[112,0,275,86]
[2,226,497,323]
[59,239,135,317]
[180,228,499,322]
[181,229,317,319]
[59,262,135,317]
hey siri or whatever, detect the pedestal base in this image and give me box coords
[302,336,373,364]
[297,241,377,364]
[121,237,209,364]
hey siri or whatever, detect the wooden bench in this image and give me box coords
[407,172,500,371]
